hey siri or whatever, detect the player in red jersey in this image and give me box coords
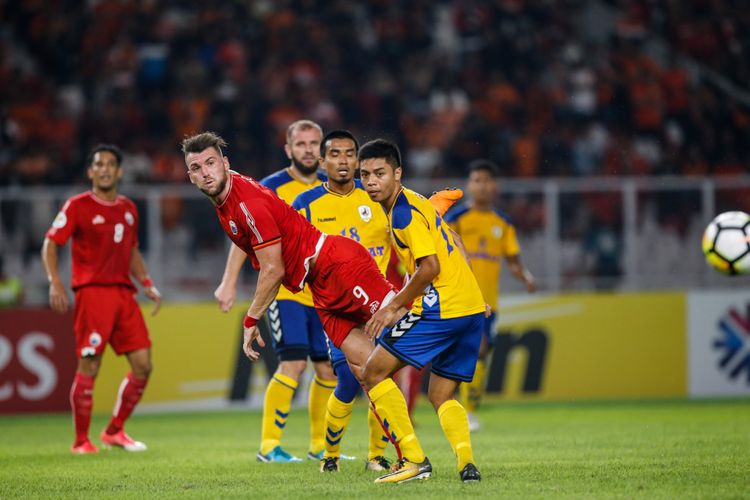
[42,144,162,455]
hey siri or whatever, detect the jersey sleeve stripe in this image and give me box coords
[252,236,281,250]
[239,201,264,242]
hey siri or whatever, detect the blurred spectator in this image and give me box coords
[0,0,747,184]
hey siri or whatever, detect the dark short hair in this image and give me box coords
[320,129,359,157]
[468,159,499,177]
[87,144,123,167]
[358,139,402,170]
[181,131,228,157]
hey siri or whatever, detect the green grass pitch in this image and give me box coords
[1,398,749,499]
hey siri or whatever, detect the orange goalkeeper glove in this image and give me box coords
[428,188,463,216]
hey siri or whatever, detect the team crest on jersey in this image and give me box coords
[358,205,372,223]
[492,226,503,239]
[89,332,102,347]
[229,220,238,235]
[92,214,105,225]
[125,211,135,226]
[52,211,67,229]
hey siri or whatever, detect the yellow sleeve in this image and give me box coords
[395,210,437,261]
[503,223,521,256]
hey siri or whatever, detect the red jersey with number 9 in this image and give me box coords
[215,171,325,293]
[46,192,139,291]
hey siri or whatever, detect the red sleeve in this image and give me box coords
[45,198,76,246]
[238,199,281,250]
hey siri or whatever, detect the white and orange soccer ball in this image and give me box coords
[702,211,750,275]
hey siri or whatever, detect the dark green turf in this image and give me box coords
[1,398,749,498]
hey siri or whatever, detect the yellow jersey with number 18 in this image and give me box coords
[292,180,391,274]
[260,167,326,306]
[388,187,485,319]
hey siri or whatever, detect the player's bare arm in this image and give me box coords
[242,241,285,361]
[41,237,69,313]
[214,242,247,312]
[506,254,537,293]
[364,254,440,339]
[130,248,162,316]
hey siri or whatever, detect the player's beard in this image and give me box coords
[291,155,319,175]
[200,176,227,199]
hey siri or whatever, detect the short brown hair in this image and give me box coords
[181,132,228,157]
[286,120,323,144]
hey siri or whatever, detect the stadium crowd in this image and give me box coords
[1,0,748,187]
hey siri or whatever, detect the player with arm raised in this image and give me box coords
[445,159,536,432]
[42,144,161,454]
[215,120,334,463]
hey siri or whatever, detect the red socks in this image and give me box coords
[70,372,95,446]
[106,372,148,435]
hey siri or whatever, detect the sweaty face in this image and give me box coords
[359,158,401,204]
[321,138,357,185]
[467,169,497,205]
[88,151,122,191]
[286,127,322,175]
[186,147,229,198]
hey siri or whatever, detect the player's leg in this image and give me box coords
[319,349,358,472]
[429,313,484,481]
[69,287,116,454]
[460,312,494,432]
[307,308,337,459]
[257,300,307,462]
[103,289,153,451]
[70,354,102,454]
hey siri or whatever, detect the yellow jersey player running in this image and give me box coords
[291,130,393,473]
[214,119,336,463]
[445,159,536,432]
[359,139,486,483]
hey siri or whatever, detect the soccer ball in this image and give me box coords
[702,211,750,275]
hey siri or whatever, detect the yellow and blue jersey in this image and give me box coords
[388,187,485,319]
[444,204,520,307]
[292,180,391,274]
[260,167,326,306]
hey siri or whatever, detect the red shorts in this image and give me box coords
[73,286,151,358]
[308,235,397,348]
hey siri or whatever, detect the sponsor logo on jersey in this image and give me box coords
[92,214,105,225]
[369,300,381,314]
[52,211,67,229]
[358,205,372,223]
[229,220,238,235]
[125,211,135,226]
[492,226,503,239]
[317,217,336,222]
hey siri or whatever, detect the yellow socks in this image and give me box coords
[260,373,298,454]
[460,359,486,413]
[367,406,389,460]
[309,376,337,454]
[437,399,475,471]
[323,394,354,458]
[368,378,425,463]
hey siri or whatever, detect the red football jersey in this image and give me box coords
[46,192,139,291]
[215,171,325,293]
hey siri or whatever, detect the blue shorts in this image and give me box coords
[483,312,497,344]
[377,312,483,382]
[267,300,329,362]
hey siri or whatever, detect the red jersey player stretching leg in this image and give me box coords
[42,144,162,454]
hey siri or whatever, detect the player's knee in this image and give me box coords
[333,365,360,403]
[277,360,306,379]
[133,361,152,379]
[428,392,451,411]
[313,360,335,380]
